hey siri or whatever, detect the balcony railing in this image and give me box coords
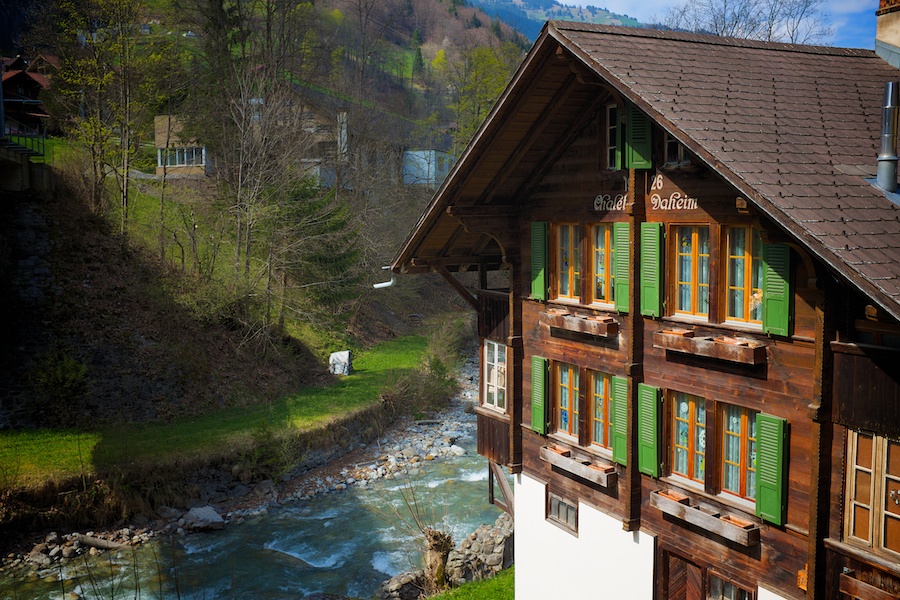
[2,116,45,157]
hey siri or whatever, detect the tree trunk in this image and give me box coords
[423,527,453,595]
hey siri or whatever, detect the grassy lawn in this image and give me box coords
[433,569,514,599]
[0,335,425,488]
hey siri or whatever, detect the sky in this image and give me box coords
[564,0,879,50]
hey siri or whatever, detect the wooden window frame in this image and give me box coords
[666,394,761,504]
[589,223,615,306]
[547,490,578,533]
[663,132,690,167]
[482,340,507,413]
[672,392,706,485]
[721,403,758,502]
[724,225,763,326]
[553,361,579,438]
[552,223,581,302]
[670,225,710,318]
[844,430,900,559]
[589,370,613,451]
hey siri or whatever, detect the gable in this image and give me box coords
[392,22,900,323]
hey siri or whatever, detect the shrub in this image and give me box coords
[380,316,473,418]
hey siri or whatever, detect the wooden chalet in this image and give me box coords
[390,16,900,600]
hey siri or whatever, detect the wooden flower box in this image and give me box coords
[545,445,571,457]
[653,330,767,365]
[720,514,755,529]
[540,445,617,488]
[650,489,761,546]
[540,310,618,338]
[659,328,694,337]
[658,488,690,504]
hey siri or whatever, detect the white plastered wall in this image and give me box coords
[514,472,656,599]
[757,586,790,600]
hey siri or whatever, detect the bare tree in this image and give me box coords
[662,0,832,44]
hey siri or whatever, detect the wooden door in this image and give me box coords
[667,552,704,600]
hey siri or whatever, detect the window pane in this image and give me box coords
[574,236,581,293]
[674,447,687,474]
[888,439,900,477]
[593,374,607,447]
[694,401,706,480]
[730,227,746,258]
[750,230,763,321]
[855,471,872,503]
[593,226,608,302]
[572,369,579,436]
[886,480,900,517]
[857,433,874,467]
[560,227,570,296]
[853,505,870,539]
[723,405,742,494]
[885,513,900,553]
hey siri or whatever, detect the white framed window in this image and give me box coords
[483,340,507,412]
[664,132,690,166]
[158,146,205,168]
[709,574,755,599]
[606,103,620,170]
[547,491,578,532]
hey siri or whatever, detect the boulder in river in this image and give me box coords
[182,506,224,530]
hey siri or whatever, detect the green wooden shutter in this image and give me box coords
[611,375,628,465]
[637,383,660,477]
[640,222,663,317]
[626,104,653,170]
[531,221,548,301]
[613,222,630,313]
[531,356,549,434]
[762,243,791,336]
[755,413,788,525]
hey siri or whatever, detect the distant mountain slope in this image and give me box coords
[466,0,640,40]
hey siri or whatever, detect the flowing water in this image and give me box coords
[1,437,504,599]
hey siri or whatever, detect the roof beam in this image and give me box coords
[431,264,479,310]
[476,71,579,205]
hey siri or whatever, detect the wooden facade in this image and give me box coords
[392,21,900,600]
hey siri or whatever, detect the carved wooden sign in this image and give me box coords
[649,173,699,211]
[593,193,629,212]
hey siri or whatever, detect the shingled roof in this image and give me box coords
[393,22,900,322]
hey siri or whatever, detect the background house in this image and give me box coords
[153,115,207,176]
[391,12,900,600]
[402,149,454,189]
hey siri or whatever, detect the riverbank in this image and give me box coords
[1,353,490,589]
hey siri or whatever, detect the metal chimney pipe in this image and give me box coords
[877,81,899,193]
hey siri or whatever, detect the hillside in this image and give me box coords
[468,0,640,40]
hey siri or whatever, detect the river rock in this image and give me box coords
[377,569,426,600]
[157,505,182,520]
[182,506,224,530]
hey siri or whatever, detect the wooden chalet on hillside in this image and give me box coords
[390,15,900,600]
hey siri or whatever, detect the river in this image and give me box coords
[0,408,506,599]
